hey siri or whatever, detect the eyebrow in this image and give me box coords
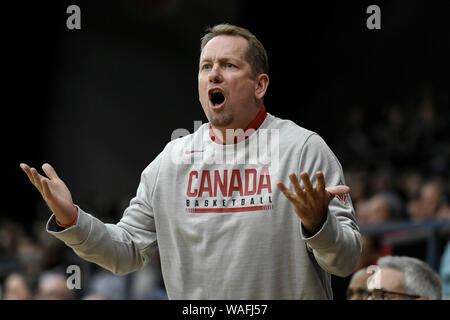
[199,55,243,64]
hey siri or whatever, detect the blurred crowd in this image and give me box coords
[337,88,449,224]
[334,88,450,299]
[1,88,449,300]
[0,210,168,300]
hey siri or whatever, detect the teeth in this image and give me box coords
[211,89,221,94]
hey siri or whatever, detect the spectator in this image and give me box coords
[400,171,423,201]
[129,253,167,300]
[367,255,442,300]
[346,268,371,300]
[437,205,450,220]
[356,191,403,225]
[408,179,444,221]
[83,269,128,300]
[2,273,36,300]
[35,271,75,300]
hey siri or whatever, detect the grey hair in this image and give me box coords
[377,255,442,300]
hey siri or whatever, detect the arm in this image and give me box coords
[277,134,362,277]
[20,154,162,275]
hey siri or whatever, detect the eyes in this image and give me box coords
[200,62,236,71]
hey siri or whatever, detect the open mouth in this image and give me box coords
[209,89,225,108]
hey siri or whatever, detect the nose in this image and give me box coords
[208,64,223,84]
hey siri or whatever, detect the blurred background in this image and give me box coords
[2,0,449,300]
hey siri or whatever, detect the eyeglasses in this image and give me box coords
[367,288,421,300]
[346,288,371,300]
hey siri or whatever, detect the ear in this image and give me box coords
[254,73,269,100]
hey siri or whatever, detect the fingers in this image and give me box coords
[41,178,51,200]
[31,167,44,194]
[326,185,351,196]
[316,171,325,191]
[300,172,314,193]
[20,163,35,185]
[276,182,296,202]
[20,163,53,197]
[42,163,59,180]
[289,173,304,198]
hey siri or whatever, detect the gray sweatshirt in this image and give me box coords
[47,112,361,299]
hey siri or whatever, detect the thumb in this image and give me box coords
[326,185,351,197]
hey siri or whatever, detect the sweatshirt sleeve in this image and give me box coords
[46,153,163,276]
[297,134,362,277]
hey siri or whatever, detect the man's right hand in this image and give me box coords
[20,163,76,225]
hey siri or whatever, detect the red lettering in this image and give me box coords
[188,168,272,198]
[187,171,198,197]
[198,170,213,197]
[244,169,257,196]
[257,167,272,194]
[228,169,243,197]
[214,170,228,197]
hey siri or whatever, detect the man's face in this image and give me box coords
[367,268,413,300]
[346,269,371,300]
[198,35,259,131]
[4,274,32,300]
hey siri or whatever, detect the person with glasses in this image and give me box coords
[346,267,371,300]
[366,255,442,300]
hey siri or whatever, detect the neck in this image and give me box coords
[210,104,267,145]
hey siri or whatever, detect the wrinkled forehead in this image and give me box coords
[368,268,405,291]
[200,35,248,62]
[350,270,371,287]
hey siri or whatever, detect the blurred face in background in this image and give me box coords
[35,274,74,300]
[408,182,442,221]
[346,268,371,300]
[3,274,33,300]
[367,268,420,300]
[356,197,390,225]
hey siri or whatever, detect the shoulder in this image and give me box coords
[266,113,322,147]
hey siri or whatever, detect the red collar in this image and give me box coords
[209,105,267,145]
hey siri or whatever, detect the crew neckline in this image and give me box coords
[209,105,268,145]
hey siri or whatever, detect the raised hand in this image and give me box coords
[277,171,350,235]
[20,163,76,225]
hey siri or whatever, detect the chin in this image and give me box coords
[210,114,234,127]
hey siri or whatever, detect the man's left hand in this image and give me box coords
[277,171,350,235]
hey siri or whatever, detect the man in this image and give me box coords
[20,24,361,299]
[35,272,75,300]
[356,191,403,225]
[2,273,35,300]
[346,268,371,300]
[367,255,442,300]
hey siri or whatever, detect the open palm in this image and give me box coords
[20,163,75,225]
